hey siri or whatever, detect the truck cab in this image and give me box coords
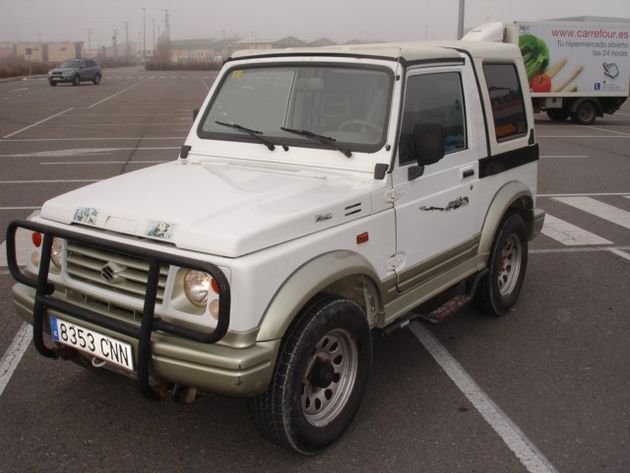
[8,41,544,454]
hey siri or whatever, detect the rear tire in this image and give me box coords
[571,101,597,125]
[249,295,372,454]
[72,75,80,86]
[474,212,528,316]
[546,109,569,122]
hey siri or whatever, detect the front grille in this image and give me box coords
[65,242,168,304]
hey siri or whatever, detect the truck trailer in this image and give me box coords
[464,20,630,124]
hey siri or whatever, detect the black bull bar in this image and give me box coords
[5,219,231,399]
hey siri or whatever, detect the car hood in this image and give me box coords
[40,160,375,257]
[49,67,76,73]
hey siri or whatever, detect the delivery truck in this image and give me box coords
[464,20,630,124]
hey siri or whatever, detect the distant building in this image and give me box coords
[46,42,84,62]
[98,41,138,60]
[273,36,307,48]
[8,42,83,62]
[169,38,234,63]
[15,42,44,61]
[309,38,337,47]
[0,42,15,60]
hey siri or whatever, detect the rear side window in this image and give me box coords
[483,63,527,141]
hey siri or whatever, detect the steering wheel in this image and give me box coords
[338,120,382,135]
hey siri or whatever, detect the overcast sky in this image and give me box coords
[1,0,629,47]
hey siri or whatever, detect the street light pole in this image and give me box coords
[457,0,466,39]
[124,21,130,61]
[142,7,146,61]
[152,19,155,55]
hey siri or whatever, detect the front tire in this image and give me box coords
[249,295,372,454]
[93,73,101,85]
[49,81,57,87]
[72,75,80,86]
[474,212,528,316]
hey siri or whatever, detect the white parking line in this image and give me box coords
[610,248,630,262]
[39,123,191,127]
[87,78,152,109]
[1,107,74,139]
[530,245,630,254]
[1,137,185,142]
[410,323,558,473]
[588,126,630,136]
[0,179,99,184]
[539,155,587,159]
[41,160,167,165]
[0,147,179,159]
[0,323,32,398]
[537,135,630,138]
[541,214,612,246]
[538,192,630,198]
[554,196,630,231]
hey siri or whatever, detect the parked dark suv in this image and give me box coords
[48,59,102,86]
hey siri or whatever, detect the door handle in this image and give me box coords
[462,169,475,179]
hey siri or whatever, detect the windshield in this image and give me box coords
[198,65,393,153]
[59,60,81,68]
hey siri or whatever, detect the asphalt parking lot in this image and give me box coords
[1,65,629,473]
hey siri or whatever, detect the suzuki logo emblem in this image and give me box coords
[100,262,126,284]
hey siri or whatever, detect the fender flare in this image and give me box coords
[256,250,382,342]
[478,181,534,257]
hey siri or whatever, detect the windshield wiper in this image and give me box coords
[215,121,276,151]
[280,127,352,158]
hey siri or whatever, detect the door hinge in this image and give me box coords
[387,253,406,272]
[385,188,403,203]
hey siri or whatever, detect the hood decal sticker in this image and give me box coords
[73,207,98,225]
[145,221,176,240]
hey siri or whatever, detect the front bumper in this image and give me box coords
[13,283,279,396]
[6,218,278,398]
[49,75,72,82]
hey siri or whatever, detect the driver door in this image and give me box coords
[391,64,486,293]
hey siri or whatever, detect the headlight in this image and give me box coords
[50,238,63,270]
[183,270,212,308]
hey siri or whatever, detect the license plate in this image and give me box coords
[50,316,134,371]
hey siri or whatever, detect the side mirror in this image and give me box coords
[413,122,445,166]
[193,108,200,120]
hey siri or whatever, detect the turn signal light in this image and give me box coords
[32,232,42,248]
[356,232,369,244]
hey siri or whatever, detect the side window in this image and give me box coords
[398,72,467,165]
[483,63,528,141]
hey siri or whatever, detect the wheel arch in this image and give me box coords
[478,181,534,257]
[256,250,384,342]
[568,98,603,116]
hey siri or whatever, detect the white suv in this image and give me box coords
[8,41,544,454]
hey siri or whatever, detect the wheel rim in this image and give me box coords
[497,234,522,297]
[301,329,358,427]
[578,103,595,123]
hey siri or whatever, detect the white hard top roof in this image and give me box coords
[229,40,521,63]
